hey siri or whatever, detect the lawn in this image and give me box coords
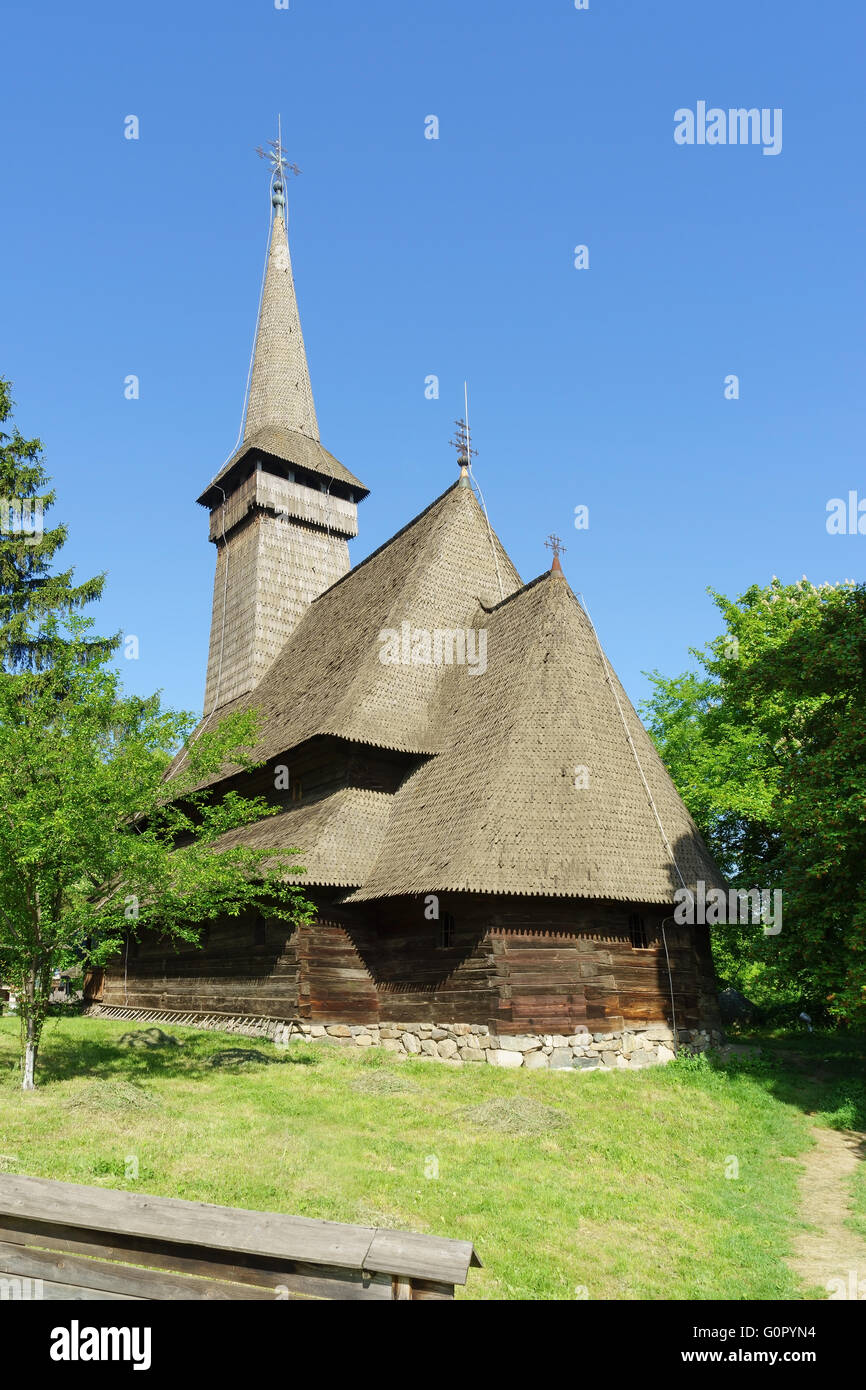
[850,1165,866,1243]
[1,1016,864,1300]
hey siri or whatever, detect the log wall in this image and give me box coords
[99,893,720,1035]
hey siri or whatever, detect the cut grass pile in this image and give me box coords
[63,1078,159,1113]
[463,1096,568,1136]
[351,1070,419,1096]
[1,1016,864,1300]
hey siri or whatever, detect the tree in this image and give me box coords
[747,583,866,1022]
[642,578,866,1024]
[0,617,314,1089]
[0,378,111,671]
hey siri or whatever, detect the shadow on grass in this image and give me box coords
[117,1028,183,1049]
[699,1033,866,1131]
[0,1018,318,1089]
[209,1048,314,1069]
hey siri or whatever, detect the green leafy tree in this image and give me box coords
[0,379,111,670]
[642,578,866,1023]
[0,617,313,1089]
[745,583,866,1022]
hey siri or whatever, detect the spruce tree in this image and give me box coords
[0,378,113,670]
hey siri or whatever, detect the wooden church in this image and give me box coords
[91,146,723,1065]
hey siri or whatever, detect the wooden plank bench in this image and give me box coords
[0,1175,480,1301]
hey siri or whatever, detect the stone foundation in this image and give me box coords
[280,1021,722,1069]
[84,1006,721,1068]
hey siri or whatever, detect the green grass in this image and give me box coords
[850,1165,866,1243]
[732,1033,866,1131]
[0,1016,863,1299]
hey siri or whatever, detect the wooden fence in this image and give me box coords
[0,1175,479,1301]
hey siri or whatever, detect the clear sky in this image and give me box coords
[2,0,864,721]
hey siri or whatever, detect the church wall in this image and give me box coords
[99,910,301,1018]
[344,895,719,1035]
[98,892,720,1041]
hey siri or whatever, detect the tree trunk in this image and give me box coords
[22,1023,37,1092]
[20,967,43,1092]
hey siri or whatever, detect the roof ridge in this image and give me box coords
[317,480,521,745]
[311,478,471,603]
[482,566,587,615]
[478,571,544,613]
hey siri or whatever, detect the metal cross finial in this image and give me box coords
[545,533,567,562]
[256,115,301,184]
[449,418,478,468]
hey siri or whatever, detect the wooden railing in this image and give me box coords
[0,1175,480,1301]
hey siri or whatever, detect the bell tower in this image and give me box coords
[197,128,368,714]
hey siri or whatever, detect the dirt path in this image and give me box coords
[790,1127,866,1298]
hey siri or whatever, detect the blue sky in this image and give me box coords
[2,0,864,720]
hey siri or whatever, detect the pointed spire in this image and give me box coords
[545,533,566,576]
[243,125,319,444]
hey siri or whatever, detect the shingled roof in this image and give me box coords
[170,479,521,783]
[214,787,394,888]
[197,198,367,508]
[185,480,723,905]
[345,568,724,903]
[198,426,367,507]
[243,206,319,444]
